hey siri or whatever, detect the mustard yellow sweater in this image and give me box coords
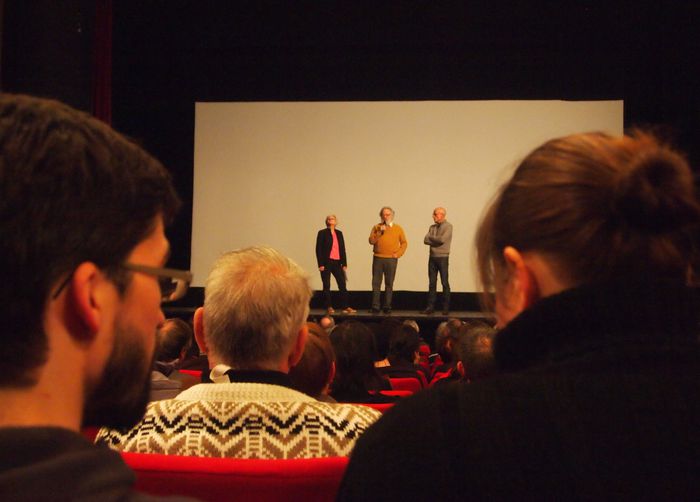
[368,223,408,258]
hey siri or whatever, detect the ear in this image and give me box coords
[193,307,208,354]
[288,324,309,368]
[497,246,540,326]
[65,262,105,340]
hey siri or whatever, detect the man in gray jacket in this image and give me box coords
[422,207,453,315]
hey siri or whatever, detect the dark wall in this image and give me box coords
[1,0,95,112]
[108,2,700,272]
[3,1,699,274]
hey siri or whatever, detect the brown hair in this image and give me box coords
[453,322,497,381]
[0,94,180,387]
[476,131,700,306]
[288,322,335,398]
[156,319,194,362]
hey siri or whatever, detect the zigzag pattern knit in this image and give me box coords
[96,383,381,459]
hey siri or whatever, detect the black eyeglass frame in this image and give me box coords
[52,263,193,303]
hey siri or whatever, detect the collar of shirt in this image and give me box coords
[208,364,295,388]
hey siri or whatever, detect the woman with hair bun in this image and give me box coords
[339,131,700,500]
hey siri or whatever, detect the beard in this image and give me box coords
[81,322,155,430]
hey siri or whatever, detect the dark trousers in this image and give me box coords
[372,257,398,309]
[321,259,348,308]
[427,255,450,309]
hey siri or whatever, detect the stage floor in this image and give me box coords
[308,308,491,322]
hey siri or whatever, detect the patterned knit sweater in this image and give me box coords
[96,383,381,459]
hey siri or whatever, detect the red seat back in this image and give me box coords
[430,370,453,387]
[121,452,348,502]
[178,369,202,378]
[379,390,412,398]
[389,377,422,393]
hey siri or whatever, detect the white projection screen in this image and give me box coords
[192,100,623,291]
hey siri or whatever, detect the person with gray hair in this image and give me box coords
[98,246,380,459]
[422,206,453,315]
[368,206,408,314]
[199,246,312,373]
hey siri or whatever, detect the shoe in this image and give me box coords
[343,307,357,314]
[422,307,435,315]
[383,307,392,314]
[369,308,380,314]
[327,307,335,314]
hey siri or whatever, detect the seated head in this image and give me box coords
[195,246,312,372]
[435,318,463,364]
[288,322,335,398]
[0,93,181,428]
[453,322,497,381]
[330,321,384,395]
[319,315,336,332]
[476,131,700,327]
[156,318,194,363]
[388,325,421,366]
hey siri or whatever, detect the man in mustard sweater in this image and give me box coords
[368,206,408,313]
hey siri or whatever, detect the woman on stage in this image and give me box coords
[315,214,356,314]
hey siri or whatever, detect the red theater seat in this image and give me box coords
[389,377,422,393]
[379,390,412,397]
[178,369,202,378]
[121,452,349,502]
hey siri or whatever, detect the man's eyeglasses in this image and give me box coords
[52,263,193,303]
[122,263,193,303]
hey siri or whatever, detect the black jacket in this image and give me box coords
[315,228,347,268]
[339,279,700,501]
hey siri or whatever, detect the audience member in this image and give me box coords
[0,94,189,500]
[329,321,395,404]
[416,340,432,376]
[372,318,401,368]
[431,318,463,377]
[378,325,429,385]
[151,318,198,400]
[428,321,449,367]
[98,246,380,458]
[453,322,497,382]
[178,318,209,374]
[402,319,420,333]
[318,314,336,333]
[339,131,700,499]
[289,322,336,402]
[432,322,497,386]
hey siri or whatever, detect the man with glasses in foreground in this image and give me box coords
[0,94,192,500]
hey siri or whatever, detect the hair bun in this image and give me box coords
[613,145,699,234]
